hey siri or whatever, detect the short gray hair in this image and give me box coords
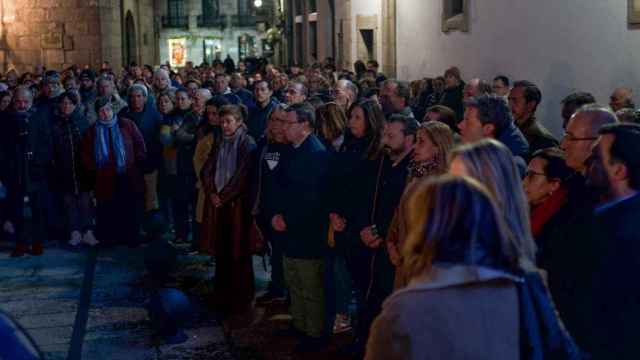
[338,79,359,100]
[14,86,34,101]
[154,68,169,80]
[571,103,618,136]
[195,88,212,100]
[128,83,148,98]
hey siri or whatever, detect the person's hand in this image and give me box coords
[329,213,346,232]
[3,221,15,234]
[210,194,222,207]
[387,241,402,266]
[271,214,287,232]
[360,226,382,248]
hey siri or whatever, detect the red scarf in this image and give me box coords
[530,187,569,237]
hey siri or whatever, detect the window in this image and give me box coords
[309,0,317,13]
[202,0,219,18]
[442,0,469,33]
[168,0,185,17]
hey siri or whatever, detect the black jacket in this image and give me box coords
[590,193,640,359]
[1,108,52,193]
[51,109,91,194]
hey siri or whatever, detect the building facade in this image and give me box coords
[157,0,279,67]
[0,0,157,73]
[395,0,640,135]
[282,0,396,75]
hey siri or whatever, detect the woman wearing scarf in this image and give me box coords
[386,121,454,289]
[200,104,256,324]
[522,147,573,268]
[81,97,146,247]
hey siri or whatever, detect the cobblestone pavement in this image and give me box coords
[0,239,353,360]
[0,241,241,360]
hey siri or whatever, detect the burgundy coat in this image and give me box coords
[200,129,257,258]
[81,117,147,202]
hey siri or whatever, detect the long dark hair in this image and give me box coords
[345,99,384,160]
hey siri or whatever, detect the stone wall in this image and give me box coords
[0,0,103,73]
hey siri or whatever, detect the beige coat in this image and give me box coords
[366,264,520,360]
[193,132,215,223]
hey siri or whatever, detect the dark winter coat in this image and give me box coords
[518,115,559,156]
[590,193,640,359]
[1,108,52,193]
[119,105,163,174]
[247,98,279,140]
[51,109,92,194]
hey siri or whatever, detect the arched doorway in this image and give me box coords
[124,11,137,66]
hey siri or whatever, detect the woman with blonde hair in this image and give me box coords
[366,176,523,359]
[386,121,455,288]
[449,138,537,264]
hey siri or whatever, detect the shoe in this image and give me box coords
[82,230,99,246]
[10,243,28,258]
[69,231,82,246]
[29,242,43,256]
[256,290,286,305]
[333,313,352,334]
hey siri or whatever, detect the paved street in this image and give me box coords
[0,241,248,360]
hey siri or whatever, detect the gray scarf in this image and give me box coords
[214,126,245,192]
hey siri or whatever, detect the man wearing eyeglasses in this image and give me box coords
[284,82,307,106]
[545,104,619,352]
[561,104,617,175]
[271,102,329,352]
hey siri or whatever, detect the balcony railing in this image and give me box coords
[231,14,257,27]
[161,15,189,29]
[197,15,226,28]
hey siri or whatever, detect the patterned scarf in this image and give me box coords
[95,114,126,173]
[407,158,442,181]
[214,126,245,191]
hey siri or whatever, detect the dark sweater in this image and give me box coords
[274,134,329,259]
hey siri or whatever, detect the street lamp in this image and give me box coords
[254,0,263,7]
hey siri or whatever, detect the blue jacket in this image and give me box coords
[497,121,530,176]
[119,105,163,173]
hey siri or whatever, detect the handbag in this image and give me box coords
[517,271,585,360]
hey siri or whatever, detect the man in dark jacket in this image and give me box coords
[78,69,97,107]
[350,114,416,356]
[440,66,465,121]
[509,80,559,156]
[588,123,640,359]
[247,80,279,140]
[253,105,289,304]
[271,102,329,351]
[2,87,51,257]
[545,104,618,351]
[119,83,163,212]
[458,94,530,172]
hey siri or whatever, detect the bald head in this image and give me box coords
[610,87,634,112]
[562,104,619,173]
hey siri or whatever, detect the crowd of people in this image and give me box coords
[0,57,639,359]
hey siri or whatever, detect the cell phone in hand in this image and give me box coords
[371,224,379,238]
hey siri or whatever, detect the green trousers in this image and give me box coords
[283,256,326,338]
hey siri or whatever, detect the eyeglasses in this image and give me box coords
[524,169,547,179]
[562,133,598,142]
